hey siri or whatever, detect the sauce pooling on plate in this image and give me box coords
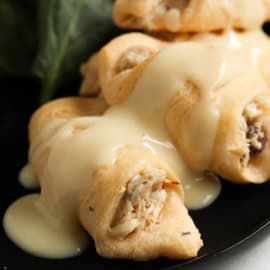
[3,195,89,258]
[19,164,38,189]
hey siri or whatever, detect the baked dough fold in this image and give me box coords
[29,97,108,142]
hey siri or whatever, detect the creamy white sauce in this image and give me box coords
[4,29,270,259]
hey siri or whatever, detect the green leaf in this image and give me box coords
[0,0,37,76]
[33,0,121,103]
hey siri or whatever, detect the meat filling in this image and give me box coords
[247,121,267,155]
[116,46,154,73]
[109,168,173,239]
[241,102,267,165]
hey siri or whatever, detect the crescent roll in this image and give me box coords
[113,0,270,33]
[28,97,203,260]
[97,30,270,107]
[167,75,270,184]
[98,38,270,183]
[98,32,166,104]
[80,53,101,97]
[210,87,270,183]
[28,97,108,183]
[79,146,203,260]
[29,96,108,142]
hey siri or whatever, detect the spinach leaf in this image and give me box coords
[33,0,121,103]
[0,0,37,76]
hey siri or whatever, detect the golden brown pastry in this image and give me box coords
[97,37,270,183]
[27,96,203,260]
[8,0,270,262]
[80,53,101,97]
[97,30,270,107]
[167,75,270,184]
[209,87,270,183]
[259,46,270,88]
[98,32,166,104]
[28,97,108,183]
[79,146,203,260]
[29,96,108,142]
[113,0,270,33]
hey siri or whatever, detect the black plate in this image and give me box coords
[1,77,270,270]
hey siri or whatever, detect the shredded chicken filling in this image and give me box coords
[116,46,154,73]
[241,101,267,165]
[109,168,171,238]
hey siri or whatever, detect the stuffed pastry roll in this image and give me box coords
[113,0,270,33]
[79,146,203,260]
[29,96,108,143]
[98,32,165,105]
[80,53,101,97]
